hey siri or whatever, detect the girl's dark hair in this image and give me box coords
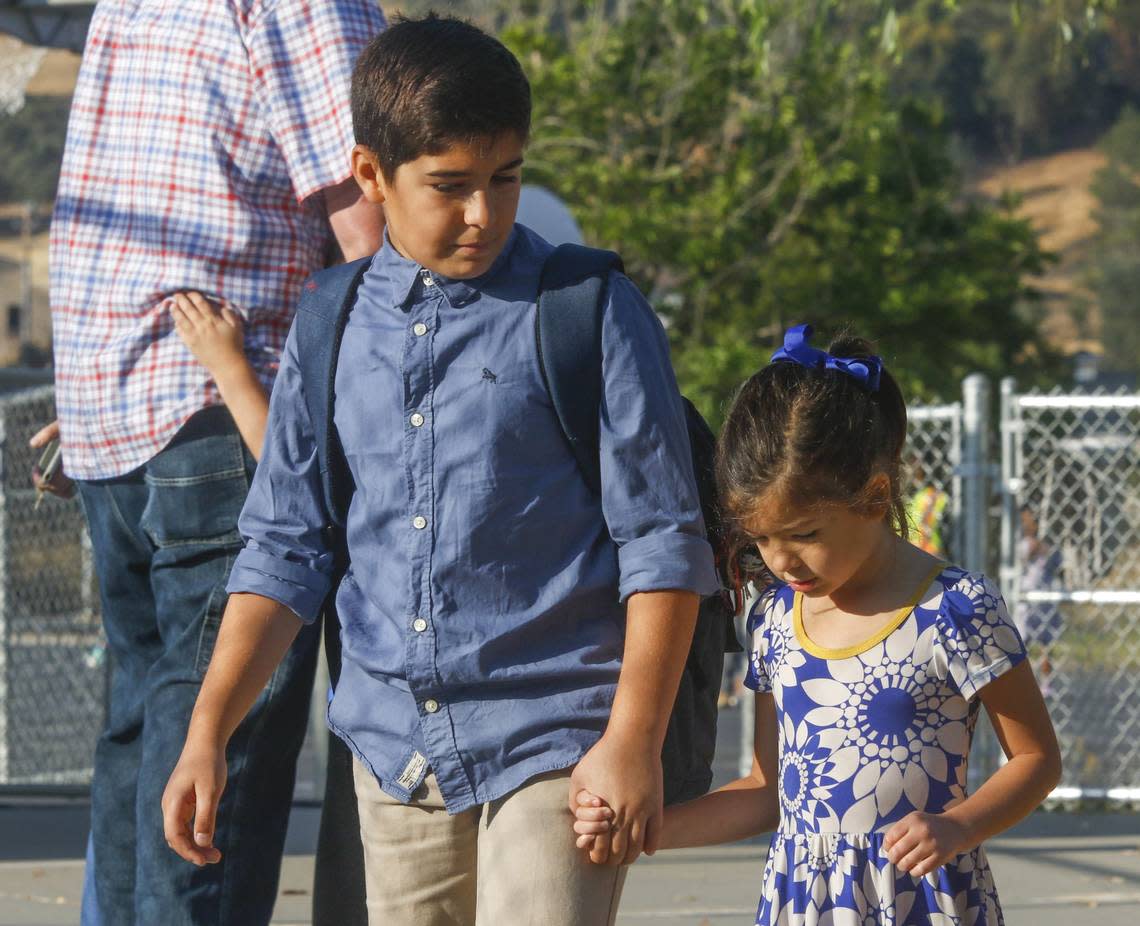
[715,331,909,584]
[351,14,531,180]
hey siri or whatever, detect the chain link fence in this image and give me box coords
[904,403,962,563]
[2,380,1138,807]
[0,385,104,787]
[1000,385,1140,805]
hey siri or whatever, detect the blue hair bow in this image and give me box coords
[769,324,882,392]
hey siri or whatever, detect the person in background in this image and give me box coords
[35,1,385,922]
[1015,505,1064,695]
[906,460,952,558]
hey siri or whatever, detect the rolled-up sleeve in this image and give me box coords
[598,274,719,601]
[226,322,336,622]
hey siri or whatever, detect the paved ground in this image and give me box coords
[2,704,1138,925]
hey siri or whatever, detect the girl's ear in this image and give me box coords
[351,145,387,205]
[863,472,893,521]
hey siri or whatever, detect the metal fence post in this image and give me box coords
[0,411,8,783]
[308,637,330,800]
[998,378,1020,616]
[960,374,990,575]
[961,374,999,788]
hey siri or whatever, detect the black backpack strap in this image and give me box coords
[535,243,624,495]
[294,257,372,530]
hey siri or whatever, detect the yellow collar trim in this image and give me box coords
[793,563,946,660]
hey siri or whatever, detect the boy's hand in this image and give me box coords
[170,292,246,383]
[29,420,76,499]
[161,739,227,867]
[883,811,970,878]
[569,732,662,866]
[572,788,614,851]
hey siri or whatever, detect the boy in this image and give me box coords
[162,15,718,925]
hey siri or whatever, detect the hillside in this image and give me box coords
[974,149,1106,356]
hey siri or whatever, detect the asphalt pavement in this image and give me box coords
[1,703,1137,925]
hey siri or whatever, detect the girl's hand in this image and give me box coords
[569,732,663,866]
[170,292,246,382]
[572,788,614,850]
[883,811,970,878]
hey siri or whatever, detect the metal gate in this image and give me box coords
[1000,383,1140,804]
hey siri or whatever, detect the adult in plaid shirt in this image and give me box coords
[40,1,385,922]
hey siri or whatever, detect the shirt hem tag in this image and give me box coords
[396,750,428,791]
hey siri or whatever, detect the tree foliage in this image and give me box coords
[892,0,1140,162]
[0,96,70,204]
[503,0,1051,424]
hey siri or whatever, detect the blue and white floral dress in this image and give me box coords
[745,565,1027,926]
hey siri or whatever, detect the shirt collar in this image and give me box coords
[378,226,520,310]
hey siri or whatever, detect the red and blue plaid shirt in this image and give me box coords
[49,0,385,479]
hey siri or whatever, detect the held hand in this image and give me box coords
[28,420,75,499]
[569,733,662,866]
[883,811,970,878]
[170,292,246,382]
[572,789,614,852]
[161,740,227,867]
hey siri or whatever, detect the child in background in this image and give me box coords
[575,325,1061,924]
[170,293,268,459]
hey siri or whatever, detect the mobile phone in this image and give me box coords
[36,439,63,483]
[33,439,64,509]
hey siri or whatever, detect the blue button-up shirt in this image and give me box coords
[227,225,718,812]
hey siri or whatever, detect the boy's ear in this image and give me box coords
[351,145,387,204]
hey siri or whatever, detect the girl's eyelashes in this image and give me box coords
[752,530,817,545]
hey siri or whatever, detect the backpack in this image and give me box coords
[294,243,740,806]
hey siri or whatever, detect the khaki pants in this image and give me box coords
[352,759,627,926]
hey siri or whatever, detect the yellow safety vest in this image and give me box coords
[908,486,949,555]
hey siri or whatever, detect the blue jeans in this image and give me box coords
[78,407,319,926]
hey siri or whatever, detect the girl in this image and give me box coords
[575,325,1061,925]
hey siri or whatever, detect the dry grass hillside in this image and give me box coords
[23,49,81,97]
[974,149,1106,356]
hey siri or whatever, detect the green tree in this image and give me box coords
[0,96,70,204]
[1088,106,1140,375]
[504,0,1051,424]
[892,0,1140,162]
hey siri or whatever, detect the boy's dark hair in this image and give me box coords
[351,14,531,179]
[715,331,909,584]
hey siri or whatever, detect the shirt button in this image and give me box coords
[424,698,440,714]
[412,515,428,530]
[413,322,428,337]
[421,270,435,287]
[410,412,425,428]
[412,618,428,633]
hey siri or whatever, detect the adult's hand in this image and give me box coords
[29,420,76,499]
